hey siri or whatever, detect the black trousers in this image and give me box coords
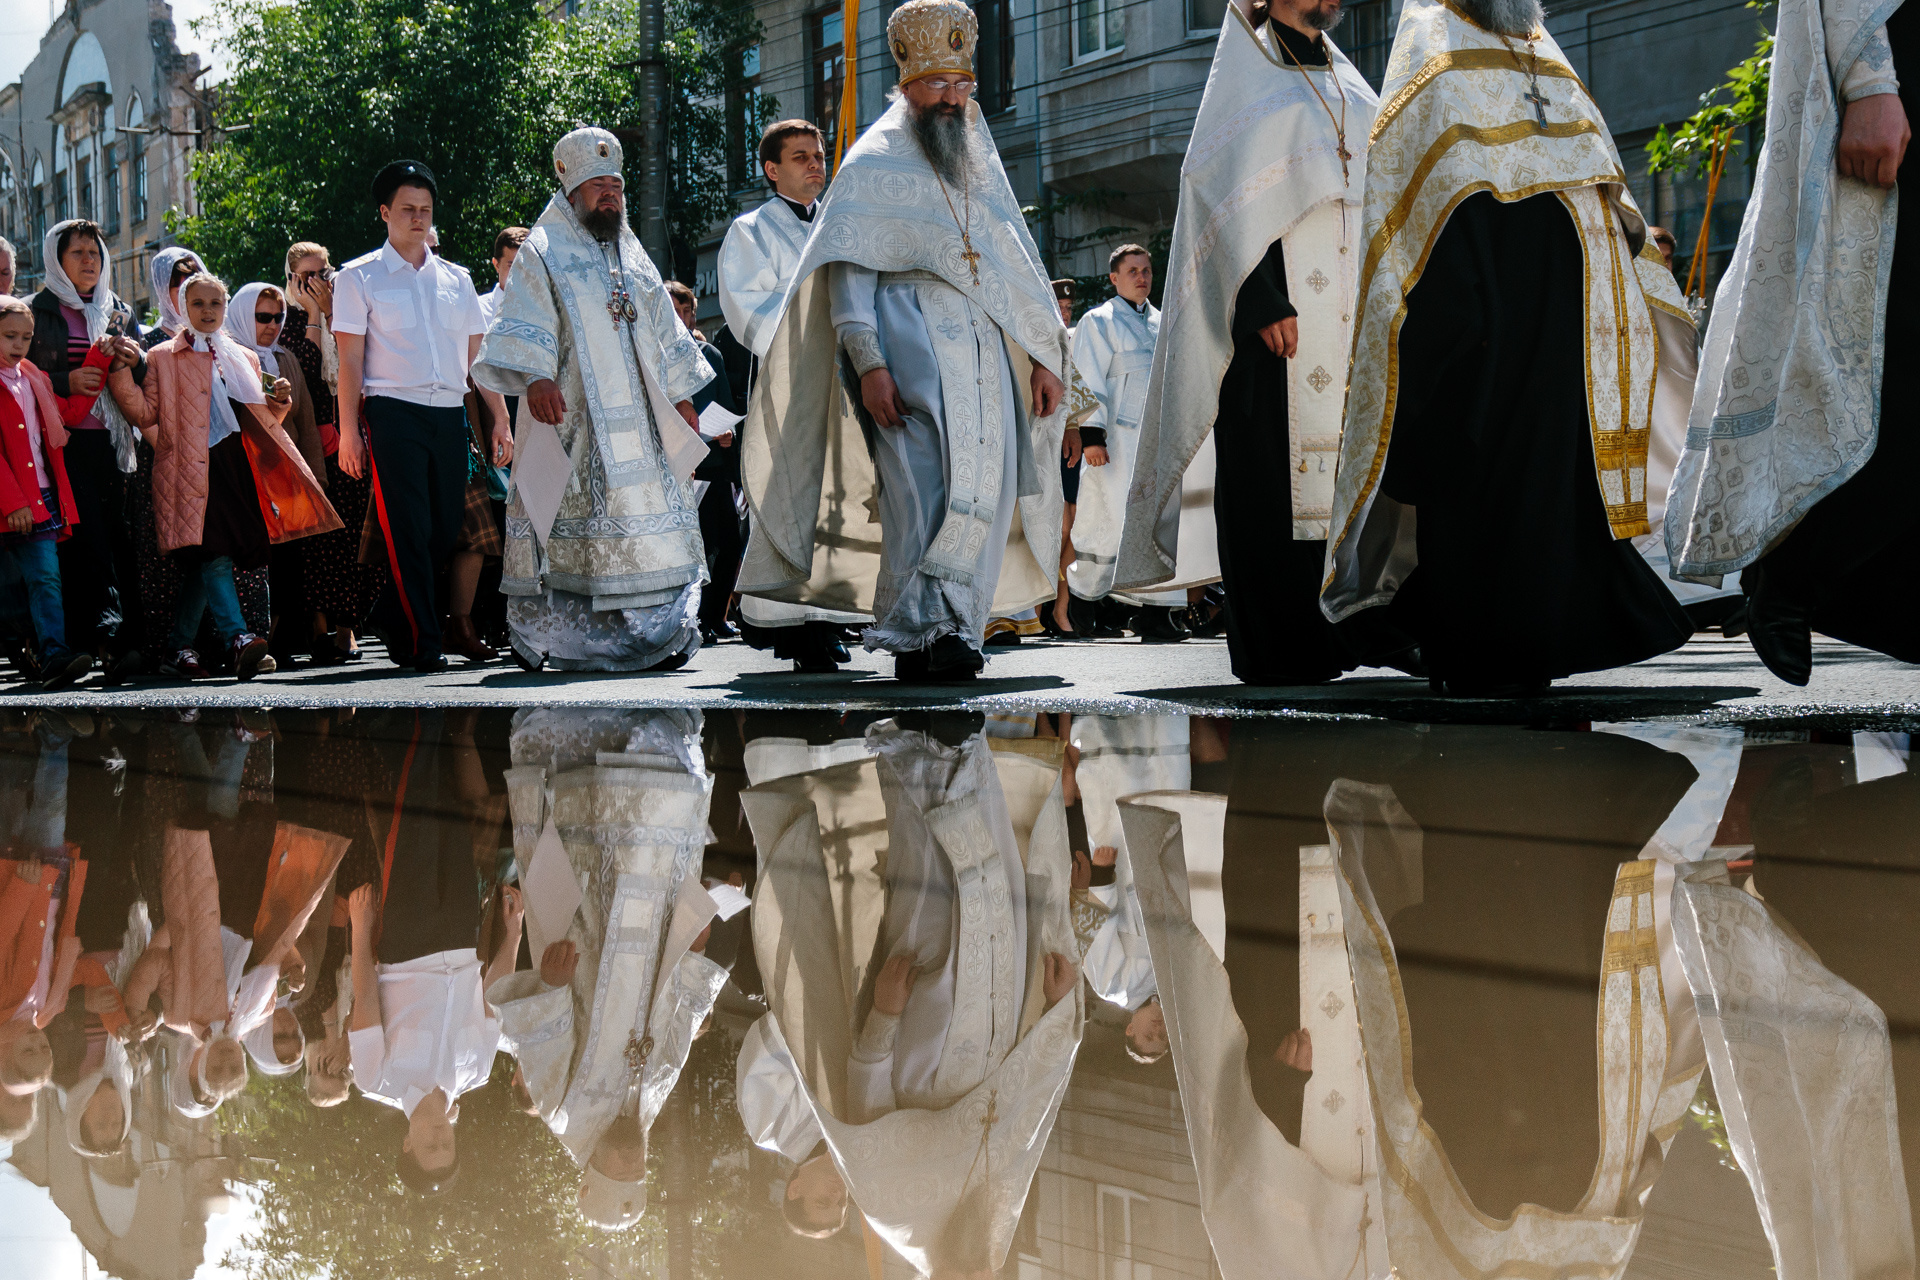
[58,431,141,657]
[698,482,744,628]
[376,716,480,964]
[364,397,467,659]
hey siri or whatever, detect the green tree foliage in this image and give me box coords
[1645,2,1774,179]
[175,0,764,288]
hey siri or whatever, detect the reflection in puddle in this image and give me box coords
[0,709,1912,1277]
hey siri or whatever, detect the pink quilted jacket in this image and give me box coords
[108,333,343,554]
[155,825,231,1037]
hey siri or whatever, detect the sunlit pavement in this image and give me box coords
[3,632,1916,723]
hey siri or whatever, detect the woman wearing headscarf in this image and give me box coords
[0,236,17,297]
[227,281,328,665]
[28,220,150,680]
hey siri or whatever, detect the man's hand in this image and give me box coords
[1071,849,1092,893]
[1042,951,1078,1008]
[874,953,918,1016]
[712,431,735,448]
[676,400,698,432]
[528,378,567,425]
[1030,364,1064,418]
[68,365,105,397]
[691,923,712,954]
[539,940,579,988]
[861,368,907,428]
[1091,846,1117,868]
[6,507,33,535]
[1083,445,1109,468]
[1062,427,1083,468]
[338,425,365,480]
[1259,316,1300,360]
[348,884,378,937]
[1275,1027,1313,1072]
[1839,92,1911,188]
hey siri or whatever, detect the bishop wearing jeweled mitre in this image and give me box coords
[736,0,1072,683]
[1320,0,1702,696]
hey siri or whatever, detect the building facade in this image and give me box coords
[696,0,1768,323]
[0,0,205,315]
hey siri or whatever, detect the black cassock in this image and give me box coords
[1755,3,1919,660]
[1376,190,1691,687]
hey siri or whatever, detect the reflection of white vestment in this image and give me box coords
[473,193,713,670]
[736,723,1084,1274]
[492,712,726,1165]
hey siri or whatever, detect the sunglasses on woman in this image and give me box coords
[256,311,285,325]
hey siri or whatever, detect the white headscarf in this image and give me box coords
[180,272,269,449]
[148,246,205,337]
[65,1037,135,1156]
[223,282,285,367]
[41,218,138,472]
[242,996,305,1077]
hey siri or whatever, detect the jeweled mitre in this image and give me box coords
[887,0,977,86]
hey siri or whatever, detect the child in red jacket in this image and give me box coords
[0,295,124,690]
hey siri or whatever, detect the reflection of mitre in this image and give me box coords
[887,0,977,85]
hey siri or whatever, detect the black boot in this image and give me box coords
[1131,605,1190,642]
[926,634,985,679]
[1743,560,1813,686]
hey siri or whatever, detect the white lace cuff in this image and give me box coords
[852,1008,900,1063]
[841,325,887,378]
[1842,26,1900,101]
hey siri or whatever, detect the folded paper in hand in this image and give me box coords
[521,815,583,962]
[697,402,745,441]
[511,418,572,549]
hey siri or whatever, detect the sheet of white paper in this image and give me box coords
[511,418,572,549]
[521,816,583,962]
[696,402,744,440]
[705,882,751,921]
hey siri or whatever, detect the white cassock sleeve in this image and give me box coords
[1068,310,1118,436]
[637,950,731,1110]
[719,219,788,360]
[735,1014,826,1162]
[1841,25,1899,99]
[642,275,717,405]
[828,263,887,377]
[1080,882,1158,1010]
[847,1007,901,1124]
[488,972,575,1123]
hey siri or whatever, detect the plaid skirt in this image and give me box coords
[456,475,504,558]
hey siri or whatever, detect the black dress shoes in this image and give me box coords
[1742,562,1813,686]
[927,634,985,679]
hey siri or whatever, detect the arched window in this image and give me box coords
[126,96,148,226]
[30,157,47,268]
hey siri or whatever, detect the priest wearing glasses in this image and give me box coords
[735,0,1071,682]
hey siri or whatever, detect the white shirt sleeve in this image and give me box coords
[736,1015,826,1161]
[1080,882,1158,1010]
[348,1023,388,1091]
[847,1007,900,1123]
[457,273,487,338]
[332,266,371,337]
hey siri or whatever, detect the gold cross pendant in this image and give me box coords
[959,233,981,286]
[1337,145,1353,185]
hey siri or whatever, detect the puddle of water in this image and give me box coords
[0,708,1912,1279]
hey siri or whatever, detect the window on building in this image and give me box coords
[974,0,1015,114]
[103,143,120,236]
[54,162,70,225]
[1188,0,1228,32]
[78,155,94,224]
[127,95,148,225]
[809,6,846,156]
[30,180,46,269]
[1342,0,1393,88]
[1072,0,1124,62]
[727,43,765,188]
[1097,1186,1150,1280]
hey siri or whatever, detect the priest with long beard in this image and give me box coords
[1120,0,1409,685]
[737,0,1069,682]
[1321,0,1697,696]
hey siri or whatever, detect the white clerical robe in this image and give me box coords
[736,99,1071,649]
[737,721,1084,1274]
[473,193,714,671]
[492,714,726,1165]
[717,195,872,636]
[1115,7,1375,591]
[1066,297,1173,603]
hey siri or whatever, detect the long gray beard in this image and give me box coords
[1457,0,1544,36]
[910,104,975,187]
[571,192,627,242]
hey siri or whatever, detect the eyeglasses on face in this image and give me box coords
[921,77,976,95]
[256,312,285,325]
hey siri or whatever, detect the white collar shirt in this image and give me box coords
[478,284,506,331]
[349,947,503,1116]
[332,241,486,408]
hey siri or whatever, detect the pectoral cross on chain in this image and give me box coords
[1524,79,1550,125]
[624,1031,654,1074]
[1336,144,1353,186]
[959,233,982,287]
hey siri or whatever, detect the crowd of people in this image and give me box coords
[0,0,1907,693]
